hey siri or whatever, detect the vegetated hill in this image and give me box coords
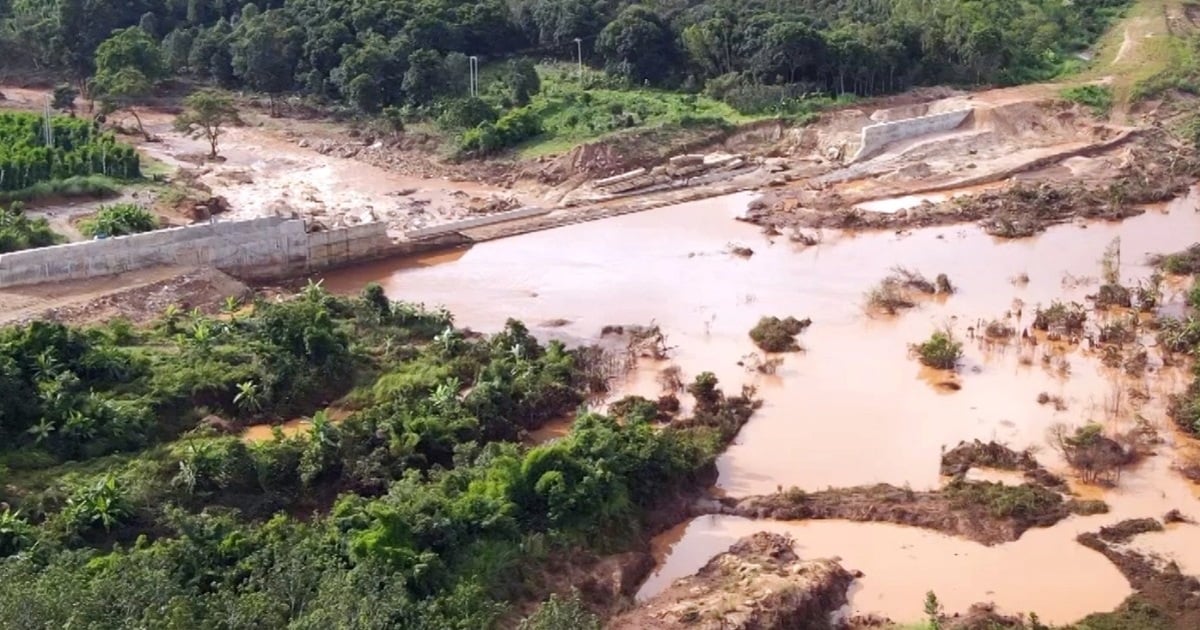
[0,0,1128,122]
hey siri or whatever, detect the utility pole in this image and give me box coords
[574,38,583,81]
[43,97,54,147]
[468,56,479,97]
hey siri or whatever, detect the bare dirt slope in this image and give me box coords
[0,267,249,326]
[609,532,854,630]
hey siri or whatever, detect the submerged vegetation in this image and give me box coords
[913,328,963,370]
[0,282,760,626]
[748,315,812,353]
[1153,243,1200,276]
[866,267,954,314]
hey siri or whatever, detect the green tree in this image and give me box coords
[505,59,541,106]
[51,84,78,113]
[188,20,235,85]
[596,6,677,84]
[230,9,302,116]
[402,49,446,106]
[92,27,166,140]
[174,89,239,158]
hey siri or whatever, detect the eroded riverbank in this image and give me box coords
[321,187,1200,624]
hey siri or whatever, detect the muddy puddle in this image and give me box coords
[241,408,349,442]
[241,418,314,442]
[322,186,1200,623]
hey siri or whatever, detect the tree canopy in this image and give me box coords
[0,0,1131,114]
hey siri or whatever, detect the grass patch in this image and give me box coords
[1061,84,1114,115]
[509,65,756,158]
[944,479,1063,521]
[1129,32,1200,102]
[0,175,121,205]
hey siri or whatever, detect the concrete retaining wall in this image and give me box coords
[851,109,971,162]
[405,206,551,239]
[0,218,394,288]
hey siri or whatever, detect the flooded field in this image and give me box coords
[322,187,1200,623]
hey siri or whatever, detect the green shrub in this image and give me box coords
[913,329,963,369]
[457,107,542,156]
[1155,244,1200,275]
[1060,84,1113,116]
[0,203,61,253]
[0,508,36,556]
[437,97,498,131]
[518,591,600,630]
[80,203,158,238]
[748,315,812,352]
[945,479,1062,521]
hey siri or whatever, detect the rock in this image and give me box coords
[1164,509,1190,524]
[297,138,310,148]
[199,414,235,434]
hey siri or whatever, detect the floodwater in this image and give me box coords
[639,516,1132,623]
[241,407,350,443]
[241,418,314,442]
[322,186,1200,623]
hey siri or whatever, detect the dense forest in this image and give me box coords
[0,0,1130,117]
[0,283,756,627]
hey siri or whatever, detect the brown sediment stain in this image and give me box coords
[526,413,575,444]
[321,187,1200,623]
[241,406,350,443]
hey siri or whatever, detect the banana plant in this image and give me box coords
[234,380,263,414]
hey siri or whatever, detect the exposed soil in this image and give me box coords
[743,129,1200,237]
[697,478,1087,546]
[0,267,250,326]
[609,532,854,630]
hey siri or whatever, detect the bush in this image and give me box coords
[1033,301,1087,334]
[1154,244,1200,275]
[80,203,158,237]
[457,107,542,156]
[1060,84,1113,116]
[0,203,61,253]
[436,97,498,131]
[914,329,962,369]
[748,316,812,352]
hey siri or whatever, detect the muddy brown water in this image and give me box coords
[323,187,1200,623]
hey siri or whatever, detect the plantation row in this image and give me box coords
[0,112,139,192]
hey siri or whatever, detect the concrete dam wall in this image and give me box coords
[851,109,972,163]
[0,217,394,288]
